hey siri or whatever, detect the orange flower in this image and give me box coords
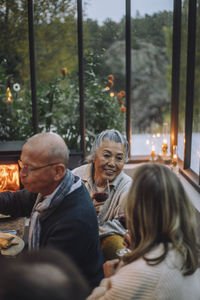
[108,74,114,81]
[108,80,114,87]
[120,105,126,113]
[117,92,123,99]
[120,99,124,105]
[117,90,126,99]
[61,67,67,76]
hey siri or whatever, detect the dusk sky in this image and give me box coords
[84,0,173,24]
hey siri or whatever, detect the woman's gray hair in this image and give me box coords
[87,129,129,162]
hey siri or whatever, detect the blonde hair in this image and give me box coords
[124,163,200,275]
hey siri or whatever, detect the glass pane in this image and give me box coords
[34,0,79,150]
[130,0,173,157]
[191,2,200,176]
[178,1,188,161]
[83,0,126,151]
[0,1,32,140]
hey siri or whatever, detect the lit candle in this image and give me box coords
[172,145,178,166]
[151,145,156,161]
[172,154,177,166]
[162,138,168,154]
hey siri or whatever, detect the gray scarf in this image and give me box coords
[28,169,81,250]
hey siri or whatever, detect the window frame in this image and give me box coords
[27,0,199,191]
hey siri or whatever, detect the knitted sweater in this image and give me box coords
[87,245,200,300]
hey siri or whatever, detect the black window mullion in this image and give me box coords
[125,0,131,157]
[77,0,85,159]
[170,0,181,154]
[184,0,197,169]
[27,0,38,134]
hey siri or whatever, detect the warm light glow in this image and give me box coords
[162,139,168,154]
[110,92,114,97]
[6,87,13,103]
[0,164,20,192]
[163,138,168,144]
[151,145,156,160]
[105,86,110,91]
[172,145,178,167]
[156,133,160,137]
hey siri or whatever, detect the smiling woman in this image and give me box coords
[72,129,132,259]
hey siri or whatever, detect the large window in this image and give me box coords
[83,0,126,149]
[34,0,79,150]
[130,0,173,157]
[0,1,31,140]
[0,0,199,187]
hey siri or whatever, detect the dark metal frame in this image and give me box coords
[26,0,199,188]
[170,0,181,154]
[27,0,38,133]
[77,0,86,160]
[125,0,132,158]
[184,0,197,169]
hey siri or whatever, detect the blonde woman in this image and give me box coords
[87,163,200,300]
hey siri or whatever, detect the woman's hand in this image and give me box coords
[123,231,131,249]
[103,259,120,278]
[93,200,105,214]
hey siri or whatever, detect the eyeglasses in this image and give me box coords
[18,160,61,173]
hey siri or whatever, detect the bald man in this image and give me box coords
[0,132,104,288]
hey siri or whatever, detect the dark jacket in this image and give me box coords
[0,184,104,288]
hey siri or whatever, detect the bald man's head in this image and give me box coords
[25,132,69,167]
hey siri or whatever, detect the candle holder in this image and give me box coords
[171,145,179,174]
[151,145,156,161]
[172,145,178,166]
[162,123,168,156]
[162,140,168,155]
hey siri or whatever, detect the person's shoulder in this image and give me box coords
[112,255,164,290]
[72,163,91,177]
[61,182,91,208]
[114,171,132,188]
[121,171,132,182]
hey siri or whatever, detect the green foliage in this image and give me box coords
[1,0,198,149]
[36,51,125,151]
[0,0,78,85]
[84,52,125,148]
[0,59,33,140]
